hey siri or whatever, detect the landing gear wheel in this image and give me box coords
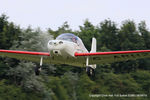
[86,67,95,77]
[35,66,41,75]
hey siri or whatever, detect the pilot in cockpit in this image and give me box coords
[72,37,77,43]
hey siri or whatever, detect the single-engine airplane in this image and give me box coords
[1,33,150,76]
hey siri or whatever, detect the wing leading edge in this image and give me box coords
[1,49,150,66]
[75,50,150,65]
[0,49,50,64]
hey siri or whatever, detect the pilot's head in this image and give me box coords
[72,37,77,43]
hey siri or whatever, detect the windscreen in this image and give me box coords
[56,33,78,43]
[56,33,88,52]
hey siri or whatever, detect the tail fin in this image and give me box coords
[89,37,97,69]
[90,37,96,53]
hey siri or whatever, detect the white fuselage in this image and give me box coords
[46,33,89,67]
[47,39,88,67]
[47,40,88,57]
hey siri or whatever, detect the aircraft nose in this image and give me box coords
[48,40,65,53]
[53,50,61,55]
[48,40,76,57]
[48,40,63,45]
[48,40,66,56]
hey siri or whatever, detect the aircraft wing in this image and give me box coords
[75,50,150,65]
[0,49,50,64]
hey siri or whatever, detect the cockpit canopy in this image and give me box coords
[56,33,88,52]
[56,33,78,43]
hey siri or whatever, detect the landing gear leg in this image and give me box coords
[85,57,95,77]
[86,66,95,77]
[35,57,43,75]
